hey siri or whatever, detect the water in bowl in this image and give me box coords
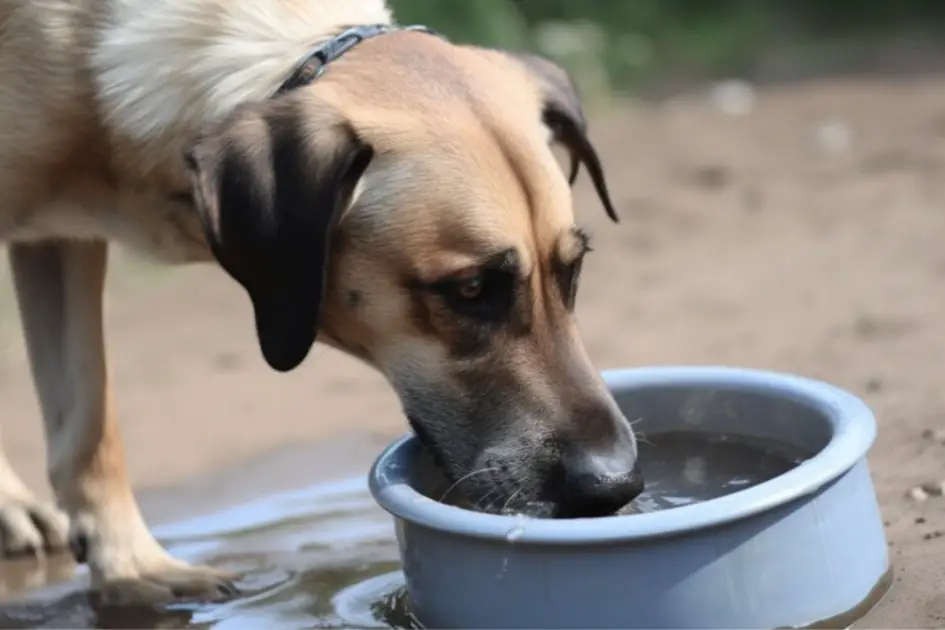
[619,430,811,514]
[429,431,811,516]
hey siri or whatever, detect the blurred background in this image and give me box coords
[1,1,945,625]
[391,0,945,97]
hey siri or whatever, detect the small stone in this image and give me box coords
[708,79,756,116]
[909,486,930,502]
[923,531,944,541]
[916,516,927,524]
[920,481,945,497]
[813,120,853,154]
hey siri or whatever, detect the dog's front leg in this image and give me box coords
[10,239,236,605]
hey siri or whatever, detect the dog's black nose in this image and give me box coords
[558,451,644,518]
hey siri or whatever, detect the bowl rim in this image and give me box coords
[368,365,877,545]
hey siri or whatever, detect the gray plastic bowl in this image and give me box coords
[368,366,890,629]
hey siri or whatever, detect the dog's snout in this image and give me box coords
[558,448,644,518]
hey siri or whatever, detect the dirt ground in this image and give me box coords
[2,75,945,627]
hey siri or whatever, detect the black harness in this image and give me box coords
[275,23,443,95]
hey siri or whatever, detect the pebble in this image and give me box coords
[920,480,945,497]
[813,120,853,154]
[909,486,930,502]
[908,481,945,502]
[708,79,756,116]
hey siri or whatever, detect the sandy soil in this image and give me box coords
[2,75,945,626]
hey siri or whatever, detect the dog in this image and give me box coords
[0,0,642,604]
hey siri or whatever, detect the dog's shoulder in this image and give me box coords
[91,0,392,152]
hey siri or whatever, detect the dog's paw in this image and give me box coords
[70,510,238,605]
[0,492,70,557]
[95,562,239,606]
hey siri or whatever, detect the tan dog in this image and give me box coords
[0,0,642,605]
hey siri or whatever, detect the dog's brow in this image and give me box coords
[454,247,523,277]
[427,247,522,281]
[487,247,521,273]
[555,227,591,266]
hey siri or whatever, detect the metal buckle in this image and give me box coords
[275,24,443,96]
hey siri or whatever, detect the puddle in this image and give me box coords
[0,433,416,629]
[0,477,414,629]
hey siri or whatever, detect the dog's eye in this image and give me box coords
[456,274,484,300]
[435,269,515,322]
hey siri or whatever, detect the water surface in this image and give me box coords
[429,431,810,516]
[621,431,809,514]
[0,476,414,629]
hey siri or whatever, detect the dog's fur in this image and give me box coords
[0,0,638,604]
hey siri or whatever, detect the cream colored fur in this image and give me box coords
[92,0,392,168]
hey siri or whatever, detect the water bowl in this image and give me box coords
[368,366,891,629]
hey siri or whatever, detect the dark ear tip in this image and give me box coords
[254,304,317,373]
[260,344,311,373]
[605,205,620,223]
[604,199,620,223]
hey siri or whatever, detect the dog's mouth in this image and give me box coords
[405,412,570,518]
[405,418,558,517]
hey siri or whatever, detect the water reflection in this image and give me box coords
[0,477,411,629]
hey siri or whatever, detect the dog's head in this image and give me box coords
[184,32,641,518]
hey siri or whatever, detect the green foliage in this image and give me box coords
[388,0,945,93]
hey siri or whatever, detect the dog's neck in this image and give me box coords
[91,0,392,176]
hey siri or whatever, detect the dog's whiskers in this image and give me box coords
[439,467,501,502]
[474,487,503,513]
[627,418,653,445]
[500,488,524,515]
[631,425,653,447]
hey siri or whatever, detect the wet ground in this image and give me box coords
[0,434,413,629]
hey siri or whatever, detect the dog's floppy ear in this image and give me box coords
[502,52,618,223]
[184,101,374,372]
